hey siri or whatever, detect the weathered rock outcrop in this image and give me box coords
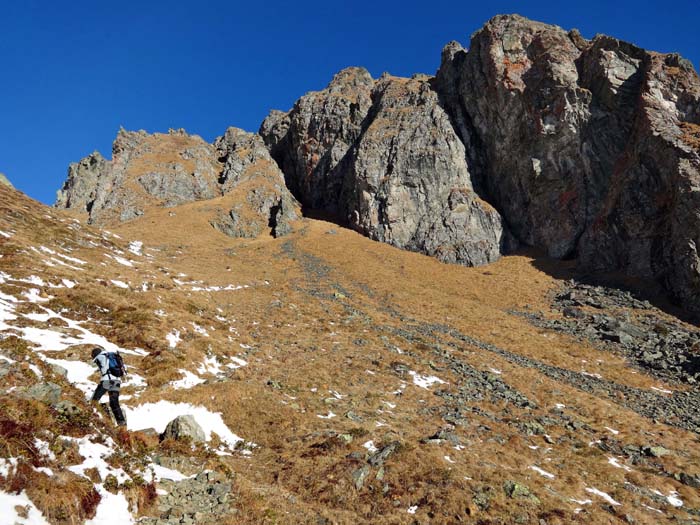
[55,128,299,238]
[260,14,700,311]
[210,127,299,238]
[260,67,374,210]
[435,14,700,311]
[56,129,222,224]
[338,74,509,265]
[261,71,510,266]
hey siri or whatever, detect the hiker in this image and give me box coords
[90,346,127,426]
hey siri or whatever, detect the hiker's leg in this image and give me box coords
[91,382,106,402]
[108,390,126,426]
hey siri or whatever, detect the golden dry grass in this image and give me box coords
[1,180,699,524]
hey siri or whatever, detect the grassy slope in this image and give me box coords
[1,182,699,524]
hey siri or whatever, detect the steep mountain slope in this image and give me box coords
[3,174,700,524]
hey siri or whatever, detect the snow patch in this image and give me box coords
[170,370,206,390]
[529,465,555,479]
[124,401,244,449]
[43,358,96,397]
[585,487,621,506]
[85,485,134,525]
[607,457,632,472]
[149,464,192,482]
[166,330,181,348]
[409,371,446,389]
[0,490,50,524]
[67,436,130,485]
[363,440,378,453]
[128,241,143,255]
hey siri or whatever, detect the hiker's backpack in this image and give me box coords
[106,352,126,378]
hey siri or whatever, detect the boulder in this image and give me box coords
[22,382,62,405]
[162,415,206,443]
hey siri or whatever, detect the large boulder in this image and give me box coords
[162,415,206,443]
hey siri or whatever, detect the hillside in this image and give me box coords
[3,12,700,525]
[2,172,700,524]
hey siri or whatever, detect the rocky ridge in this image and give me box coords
[55,14,700,314]
[56,128,299,238]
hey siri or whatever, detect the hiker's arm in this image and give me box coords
[94,354,109,376]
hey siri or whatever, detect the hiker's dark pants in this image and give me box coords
[91,380,126,425]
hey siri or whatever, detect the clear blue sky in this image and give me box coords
[2,0,698,205]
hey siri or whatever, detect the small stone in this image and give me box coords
[644,446,671,458]
[352,465,370,490]
[368,441,400,467]
[337,434,353,445]
[503,480,540,504]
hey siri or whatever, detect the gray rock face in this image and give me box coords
[261,71,509,266]
[435,14,700,312]
[210,127,299,238]
[56,129,222,224]
[55,127,299,238]
[339,75,508,265]
[162,415,206,443]
[56,152,109,213]
[260,67,375,210]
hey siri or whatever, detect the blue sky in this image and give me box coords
[2,1,698,205]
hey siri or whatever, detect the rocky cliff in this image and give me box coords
[435,14,700,313]
[260,14,700,312]
[55,14,700,313]
[55,128,299,238]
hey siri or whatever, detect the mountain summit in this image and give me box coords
[55,14,700,315]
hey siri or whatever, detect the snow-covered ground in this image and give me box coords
[124,400,244,450]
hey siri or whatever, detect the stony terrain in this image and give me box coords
[5,12,700,525]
